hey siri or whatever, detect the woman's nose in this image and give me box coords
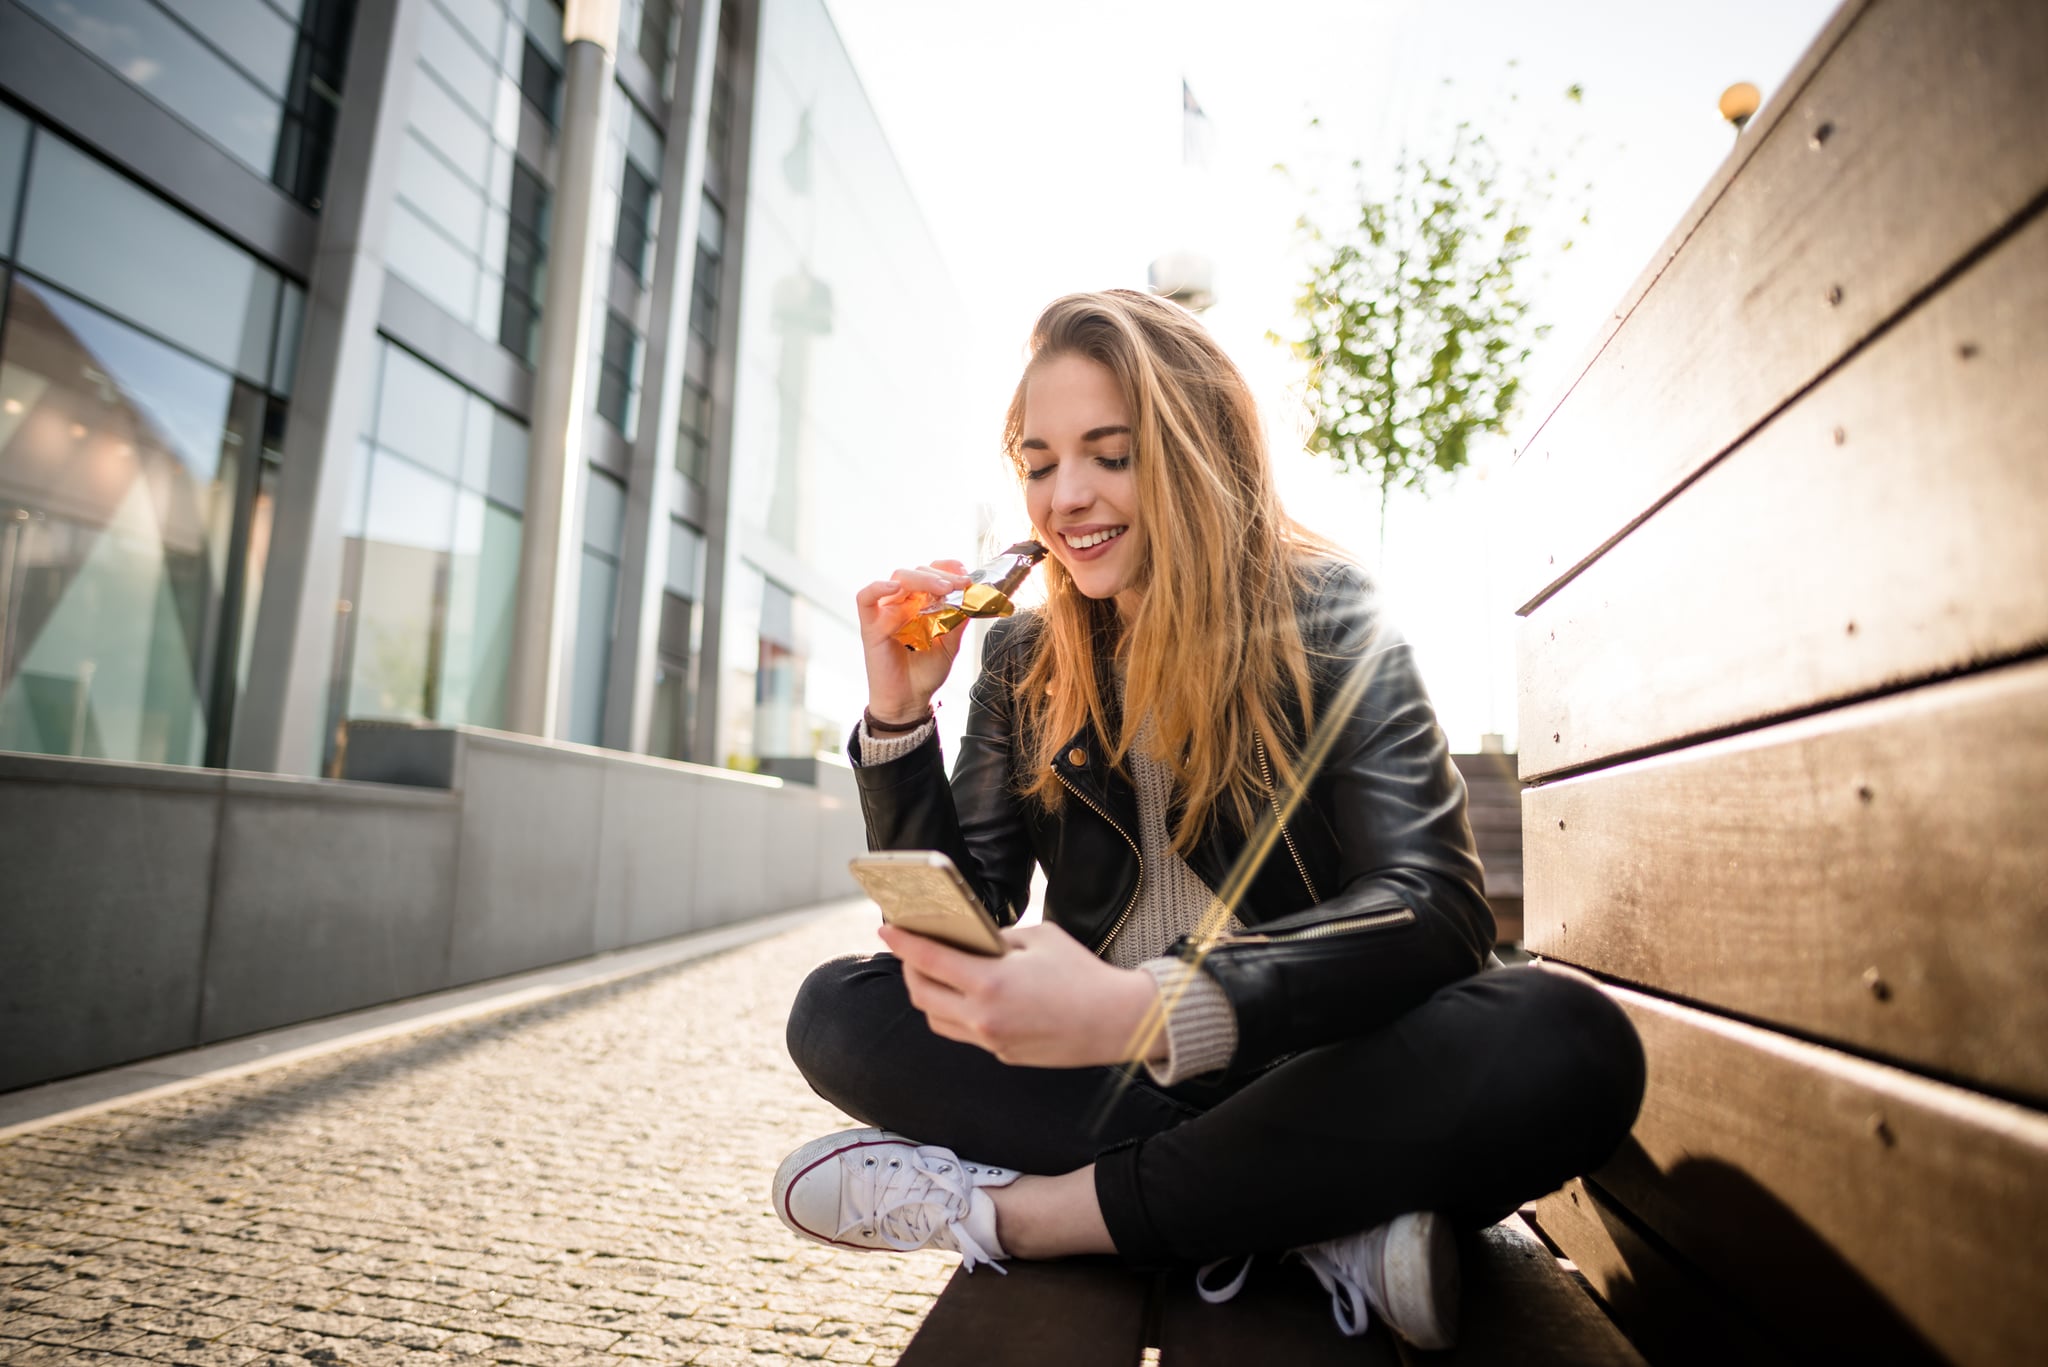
[1051,467,1093,514]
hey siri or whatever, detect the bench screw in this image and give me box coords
[1825,284,1844,307]
[1832,426,1846,446]
[1809,121,1835,149]
[1857,785,1874,804]
[1862,967,1891,1002]
[1867,1112,1895,1147]
[1957,342,1980,360]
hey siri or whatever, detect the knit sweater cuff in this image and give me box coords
[855,717,937,765]
[1136,957,1239,1085]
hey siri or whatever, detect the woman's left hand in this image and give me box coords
[880,922,1167,1069]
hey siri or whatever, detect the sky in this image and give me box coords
[816,0,1838,751]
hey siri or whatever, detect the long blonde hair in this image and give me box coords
[1005,290,1336,854]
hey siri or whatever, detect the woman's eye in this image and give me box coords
[1097,454,1131,470]
[1024,465,1055,481]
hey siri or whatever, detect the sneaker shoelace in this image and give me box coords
[1195,1239,1380,1338]
[837,1145,1007,1274]
[1294,1243,1375,1337]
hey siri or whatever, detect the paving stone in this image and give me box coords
[0,909,954,1364]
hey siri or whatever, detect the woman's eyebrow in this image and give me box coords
[1018,425,1132,451]
[1084,425,1132,442]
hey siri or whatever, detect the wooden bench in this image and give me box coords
[1504,0,2048,1363]
[898,1214,1642,1366]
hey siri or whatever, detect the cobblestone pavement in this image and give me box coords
[0,906,958,1366]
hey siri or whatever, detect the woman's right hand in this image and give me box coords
[857,560,972,724]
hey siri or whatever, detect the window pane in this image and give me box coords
[614,162,655,280]
[439,0,507,58]
[18,136,283,382]
[0,276,239,765]
[648,590,697,761]
[345,452,456,722]
[688,242,719,342]
[635,0,673,85]
[519,38,563,126]
[0,109,27,259]
[396,132,490,257]
[156,0,299,98]
[597,313,639,433]
[438,490,520,727]
[417,0,501,121]
[567,548,616,744]
[271,281,305,397]
[17,0,282,175]
[665,522,703,597]
[386,198,481,325]
[486,409,529,510]
[375,346,467,480]
[409,61,494,180]
[582,467,626,556]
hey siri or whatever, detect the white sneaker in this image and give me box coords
[1294,1211,1459,1348]
[772,1127,1020,1273]
[1197,1211,1459,1348]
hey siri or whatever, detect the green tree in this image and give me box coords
[1282,104,1578,552]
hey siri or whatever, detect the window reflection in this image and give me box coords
[331,341,527,754]
[0,277,238,764]
[18,0,353,208]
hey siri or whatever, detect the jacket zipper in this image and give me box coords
[1054,768,1144,957]
[1212,905,1414,946]
[1252,734,1322,905]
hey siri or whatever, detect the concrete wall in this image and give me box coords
[0,728,865,1092]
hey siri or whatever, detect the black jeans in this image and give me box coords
[786,954,1645,1266]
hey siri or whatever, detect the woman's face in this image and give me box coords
[1020,353,1144,615]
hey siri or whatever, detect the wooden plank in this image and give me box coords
[1523,657,2048,1101]
[1508,0,2048,614]
[895,1257,1151,1367]
[1527,1179,1798,1367]
[1517,205,2048,781]
[1582,987,2048,1366]
[1390,1216,1644,1366]
[1155,1254,1399,1365]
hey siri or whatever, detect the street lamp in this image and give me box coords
[1719,82,1762,133]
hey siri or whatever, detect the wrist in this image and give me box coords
[865,696,933,728]
[864,703,934,735]
[1119,968,1171,1065]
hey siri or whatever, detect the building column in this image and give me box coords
[689,0,759,769]
[601,0,723,754]
[504,0,620,738]
[230,0,424,777]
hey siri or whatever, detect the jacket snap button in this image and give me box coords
[1066,747,1087,767]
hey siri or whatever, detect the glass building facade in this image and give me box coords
[715,0,976,771]
[0,113,301,766]
[0,0,977,781]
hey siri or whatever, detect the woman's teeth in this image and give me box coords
[1063,527,1126,550]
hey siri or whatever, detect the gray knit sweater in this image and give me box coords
[858,713,1241,1084]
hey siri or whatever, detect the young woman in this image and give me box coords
[774,290,1644,1348]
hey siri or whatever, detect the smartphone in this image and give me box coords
[849,850,1009,956]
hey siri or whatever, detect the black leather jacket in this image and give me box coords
[849,559,1495,1079]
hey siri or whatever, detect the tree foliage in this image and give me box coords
[1282,118,1568,550]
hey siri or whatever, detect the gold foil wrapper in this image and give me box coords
[892,540,1047,651]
